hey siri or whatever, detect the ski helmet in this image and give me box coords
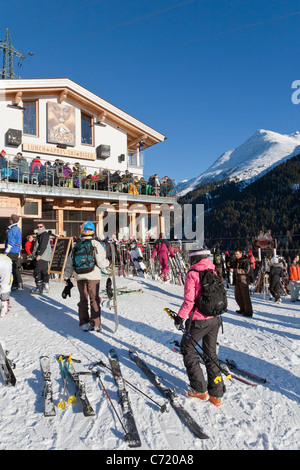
[81,221,95,235]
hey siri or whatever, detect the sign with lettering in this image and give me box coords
[22,142,96,160]
[49,237,73,281]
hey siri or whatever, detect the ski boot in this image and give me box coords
[188,388,209,401]
[209,395,222,407]
[31,282,43,294]
[43,283,50,293]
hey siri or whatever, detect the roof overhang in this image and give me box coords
[0,78,166,151]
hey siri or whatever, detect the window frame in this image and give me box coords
[22,99,39,137]
[81,111,94,146]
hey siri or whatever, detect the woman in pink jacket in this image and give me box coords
[151,233,175,282]
[175,247,225,407]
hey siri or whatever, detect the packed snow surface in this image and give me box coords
[0,271,299,450]
[179,129,300,195]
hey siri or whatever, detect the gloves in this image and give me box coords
[62,279,74,299]
[174,315,184,330]
[102,264,114,275]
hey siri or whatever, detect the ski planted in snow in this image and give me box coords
[40,356,56,417]
[0,343,16,386]
[109,243,119,332]
[108,348,141,447]
[66,359,95,417]
[129,348,209,440]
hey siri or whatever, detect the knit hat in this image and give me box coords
[10,214,20,224]
[188,246,211,258]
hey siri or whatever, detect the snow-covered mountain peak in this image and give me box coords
[178,128,300,196]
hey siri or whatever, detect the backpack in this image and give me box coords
[213,254,222,266]
[193,269,227,317]
[72,239,95,274]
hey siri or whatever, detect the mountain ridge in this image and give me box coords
[178,128,300,195]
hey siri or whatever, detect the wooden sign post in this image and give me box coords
[49,237,73,282]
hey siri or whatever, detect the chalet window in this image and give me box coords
[23,100,38,136]
[81,112,93,145]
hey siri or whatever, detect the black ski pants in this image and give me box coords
[7,252,22,287]
[34,259,49,285]
[180,317,225,398]
[270,280,281,301]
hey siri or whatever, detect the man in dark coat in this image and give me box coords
[269,257,284,303]
[233,248,253,317]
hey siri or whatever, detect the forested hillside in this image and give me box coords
[178,154,300,254]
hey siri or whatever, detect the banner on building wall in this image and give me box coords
[47,102,76,146]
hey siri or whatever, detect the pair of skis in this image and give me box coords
[40,355,95,418]
[91,348,209,443]
[101,283,142,300]
[129,349,209,440]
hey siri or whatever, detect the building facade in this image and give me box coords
[0,78,176,247]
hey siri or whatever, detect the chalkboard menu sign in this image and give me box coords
[49,237,73,281]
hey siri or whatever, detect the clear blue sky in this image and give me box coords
[2,0,300,183]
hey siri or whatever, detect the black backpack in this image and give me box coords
[193,269,227,317]
[73,239,95,274]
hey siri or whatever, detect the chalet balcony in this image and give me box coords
[0,155,177,204]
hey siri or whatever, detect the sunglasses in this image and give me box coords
[37,225,44,228]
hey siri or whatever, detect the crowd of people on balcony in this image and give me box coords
[0,150,175,197]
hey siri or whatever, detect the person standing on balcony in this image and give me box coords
[4,214,23,291]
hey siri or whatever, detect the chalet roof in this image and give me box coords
[0,78,166,151]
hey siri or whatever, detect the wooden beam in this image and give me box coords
[59,89,68,103]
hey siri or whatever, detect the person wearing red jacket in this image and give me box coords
[289,254,300,302]
[25,235,35,255]
[151,233,175,282]
[174,247,225,407]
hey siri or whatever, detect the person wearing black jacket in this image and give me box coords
[31,223,52,294]
[269,257,284,304]
[233,248,253,317]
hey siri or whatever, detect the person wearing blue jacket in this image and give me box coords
[4,214,23,290]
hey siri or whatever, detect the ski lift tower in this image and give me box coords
[0,28,25,79]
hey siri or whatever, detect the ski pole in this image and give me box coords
[57,355,76,409]
[164,308,232,383]
[95,370,133,444]
[89,360,167,413]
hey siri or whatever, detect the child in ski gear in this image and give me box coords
[151,233,175,282]
[269,257,284,303]
[0,254,13,318]
[63,222,110,331]
[289,254,300,302]
[25,234,35,255]
[4,214,23,290]
[31,223,52,293]
[175,246,225,407]
[233,248,253,317]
